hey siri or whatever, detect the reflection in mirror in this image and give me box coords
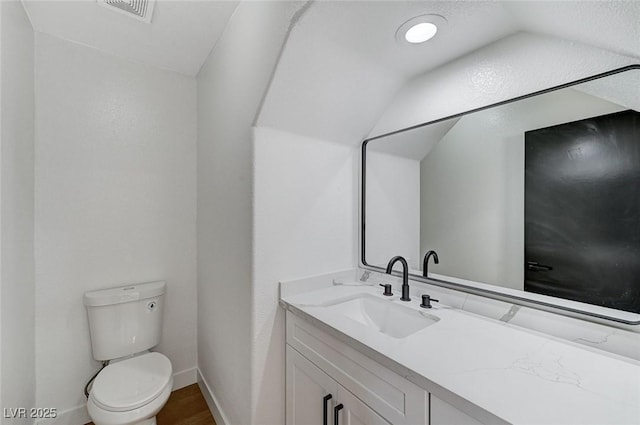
[363,67,640,319]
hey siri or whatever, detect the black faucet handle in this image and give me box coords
[379,283,393,296]
[420,294,439,308]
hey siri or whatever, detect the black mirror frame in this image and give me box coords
[360,64,640,325]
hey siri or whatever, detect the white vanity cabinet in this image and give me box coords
[286,310,489,425]
[286,311,428,424]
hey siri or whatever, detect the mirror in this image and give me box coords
[362,66,640,323]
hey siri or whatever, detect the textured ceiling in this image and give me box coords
[503,1,640,60]
[258,1,640,145]
[371,32,637,138]
[22,0,239,76]
[294,1,520,81]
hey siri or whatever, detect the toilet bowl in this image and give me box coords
[87,352,173,425]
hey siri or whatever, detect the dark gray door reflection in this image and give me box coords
[524,110,640,314]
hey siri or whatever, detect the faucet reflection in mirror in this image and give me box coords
[423,250,439,279]
[362,65,640,323]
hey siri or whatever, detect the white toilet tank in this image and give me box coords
[84,281,166,361]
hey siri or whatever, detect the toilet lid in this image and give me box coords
[91,352,172,412]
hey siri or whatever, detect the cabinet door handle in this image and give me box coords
[322,394,332,425]
[334,403,344,425]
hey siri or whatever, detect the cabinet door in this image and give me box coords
[334,386,391,425]
[287,346,339,425]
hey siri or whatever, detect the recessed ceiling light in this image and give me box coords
[395,14,447,46]
[405,22,438,43]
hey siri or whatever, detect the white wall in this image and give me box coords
[34,33,197,423]
[196,2,308,424]
[420,89,624,289]
[1,1,35,422]
[365,151,420,270]
[252,126,357,424]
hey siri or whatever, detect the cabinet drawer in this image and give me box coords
[286,311,428,425]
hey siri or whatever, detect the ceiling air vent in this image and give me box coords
[97,0,156,24]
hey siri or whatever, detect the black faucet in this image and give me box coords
[422,250,439,278]
[385,256,411,301]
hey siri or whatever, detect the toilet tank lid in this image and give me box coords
[84,281,166,307]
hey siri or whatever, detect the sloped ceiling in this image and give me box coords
[371,32,638,137]
[369,86,628,163]
[503,1,640,59]
[22,0,239,76]
[367,117,459,161]
[257,0,640,145]
[257,0,519,144]
[575,71,640,113]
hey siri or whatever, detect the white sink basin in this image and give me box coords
[322,294,439,338]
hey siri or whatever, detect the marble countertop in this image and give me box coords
[281,282,640,425]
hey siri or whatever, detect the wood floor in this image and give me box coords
[86,384,216,425]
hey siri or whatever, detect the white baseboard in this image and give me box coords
[36,367,198,425]
[172,366,197,390]
[197,369,228,425]
[35,404,90,425]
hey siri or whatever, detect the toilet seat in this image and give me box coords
[87,380,172,425]
[91,352,172,412]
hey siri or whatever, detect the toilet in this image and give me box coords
[84,281,173,425]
